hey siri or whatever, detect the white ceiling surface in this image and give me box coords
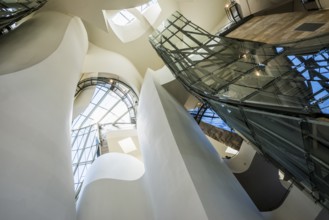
[42,0,228,77]
[42,0,149,31]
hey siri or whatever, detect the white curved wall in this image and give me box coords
[262,185,322,220]
[149,66,175,85]
[105,2,162,43]
[0,12,71,75]
[83,44,143,94]
[137,73,263,220]
[143,3,162,26]
[77,153,152,220]
[224,141,256,173]
[82,153,145,185]
[106,8,151,43]
[43,0,149,32]
[0,12,88,220]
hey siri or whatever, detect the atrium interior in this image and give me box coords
[1,0,329,220]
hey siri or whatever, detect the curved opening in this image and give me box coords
[71,76,138,198]
[104,0,161,43]
[136,0,157,13]
[111,9,136,26]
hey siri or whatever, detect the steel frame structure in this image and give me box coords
[150,11,329,209]
[72,76,138,199]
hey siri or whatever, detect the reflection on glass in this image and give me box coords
[189,107,232,132]
[150,11,329,209]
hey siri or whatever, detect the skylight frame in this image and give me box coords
[136,0,158,13]
[112,9,136,26]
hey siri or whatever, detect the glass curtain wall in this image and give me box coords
[150,11,329,209]
[72,77,138,198]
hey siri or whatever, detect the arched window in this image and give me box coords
[71,77,138,198]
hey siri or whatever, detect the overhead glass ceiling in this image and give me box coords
[136,0,157,13]
[71,77,138,198]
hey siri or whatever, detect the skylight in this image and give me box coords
[136,0,157,13]
[112,10,136,26]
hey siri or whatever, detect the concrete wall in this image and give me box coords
[137,73,263,220]
[0,12,88,220]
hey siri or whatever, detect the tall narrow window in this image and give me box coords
[71,77,138,198]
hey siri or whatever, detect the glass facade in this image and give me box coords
[150,11,329,209]
[72,77,138,198]
[71,124,100,197]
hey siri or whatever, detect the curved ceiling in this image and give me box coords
[42,0,228,77]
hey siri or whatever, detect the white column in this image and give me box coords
[0,12,88,220]
[137,73,263,220]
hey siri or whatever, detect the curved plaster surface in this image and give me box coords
[77,179,152,220]
[224,141,256,173]
[106,8,151,43]
[0,11,74,75]
[0,12,88,220]
[262,185,323,220]
[43,0,149,31]
[83,153,145,187]
[137,73,263,220]
[106,3,161,43]
[83,43,143,94]
[77,153,150,220]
